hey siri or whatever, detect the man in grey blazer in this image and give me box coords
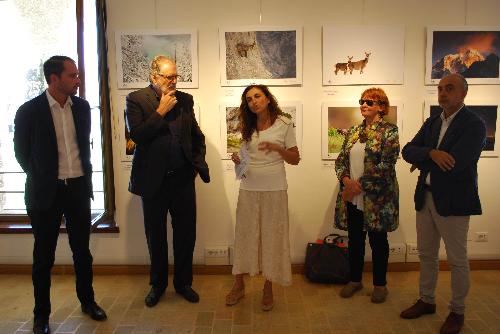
[14,56,107,334]
[126,55,210,307]
[400,74,486,334]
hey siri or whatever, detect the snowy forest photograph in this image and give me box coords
[115,30,198,89]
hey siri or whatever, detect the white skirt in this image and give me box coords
[232,189,292,286]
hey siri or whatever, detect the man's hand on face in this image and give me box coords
[156,90,177,117]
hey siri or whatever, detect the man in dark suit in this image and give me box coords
[14,56,107,334]
[400,74,486,334]
[126,55,210,307]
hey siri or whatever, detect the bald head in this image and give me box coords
[438,73,468,116]
[150,55,175,78]
[444,73,468,93]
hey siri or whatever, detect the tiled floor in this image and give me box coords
[1,271,499,333]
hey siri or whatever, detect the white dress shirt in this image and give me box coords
[46,90,84,180]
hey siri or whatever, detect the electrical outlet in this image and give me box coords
[475,232,488,242]
[406,242,419,262]
[388,243,406,263]
[204,246,229,265]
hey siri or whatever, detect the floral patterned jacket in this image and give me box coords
[334,119,399,232]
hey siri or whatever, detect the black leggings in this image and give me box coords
[346,202,389,286]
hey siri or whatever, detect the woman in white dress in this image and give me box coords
[225,85,300,311]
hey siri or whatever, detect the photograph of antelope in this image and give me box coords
[348,52,371,74]
[115,29,198,89]
[220,26,303,86]
[323,25,404,85]
[322,101,402,159]
[220,102,302,159]
[334,56,353,75]
[426,27,500,85]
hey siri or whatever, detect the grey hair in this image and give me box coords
[149,55,174,82]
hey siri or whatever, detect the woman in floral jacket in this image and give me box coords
[334,87,399,303]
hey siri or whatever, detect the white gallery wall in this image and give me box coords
[1,0,500,265]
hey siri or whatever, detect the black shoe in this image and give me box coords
[145,287,164,307]
[440,312,465,334]
[400,299,436,319]
[33,318,50,334]
[176,286,199,303]
[81,302,107,321]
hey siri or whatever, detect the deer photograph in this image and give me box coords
[348,52,371,74]
[334,56,353,75]
[236,41,256,57]
[323,26,404,85]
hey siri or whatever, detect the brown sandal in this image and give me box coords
[225,287,245,306]
[261,288,274,311]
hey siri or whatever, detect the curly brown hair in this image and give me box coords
[238,85,282,142]
[361,87,390,116]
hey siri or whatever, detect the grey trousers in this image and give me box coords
[416,191,470,314]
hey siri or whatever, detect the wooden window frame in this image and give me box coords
[0,0,117,234]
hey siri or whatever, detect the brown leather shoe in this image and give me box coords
[440,312,464,334]
[400,299,436,319]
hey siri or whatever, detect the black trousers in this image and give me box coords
[141,167,196,292]
[28,177,94,320]
[346,202,389,286]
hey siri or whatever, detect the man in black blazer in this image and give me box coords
[14,56,107,334]
[400,74,486,334]
[126,55,210,307]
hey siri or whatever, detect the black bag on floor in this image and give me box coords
[304,234,350,284]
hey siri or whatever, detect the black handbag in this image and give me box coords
[304,234,350,284]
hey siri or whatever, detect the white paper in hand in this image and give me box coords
[235,144,250,180]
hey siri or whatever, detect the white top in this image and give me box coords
[426,105,464,185]
[349,141,366,211]
[240,116,297,191]
[46,90,84,179]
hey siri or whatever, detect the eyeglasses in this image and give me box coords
[157,73,179,81]
[359,99,380,107]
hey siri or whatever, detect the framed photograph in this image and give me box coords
[321,101,403,160]
[115,29,198,89]
[116,92,133,162]
[425,26,500,85]
[117,93,200,162]
[219,26,302,86]
[219,101,303,159]
[424,101,499,157]
[322,25,405,85]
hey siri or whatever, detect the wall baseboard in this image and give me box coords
[1,260,499,275]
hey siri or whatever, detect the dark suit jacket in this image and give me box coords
[14,92,93,210]
[126,87,210,198]
[402,106,486,216]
